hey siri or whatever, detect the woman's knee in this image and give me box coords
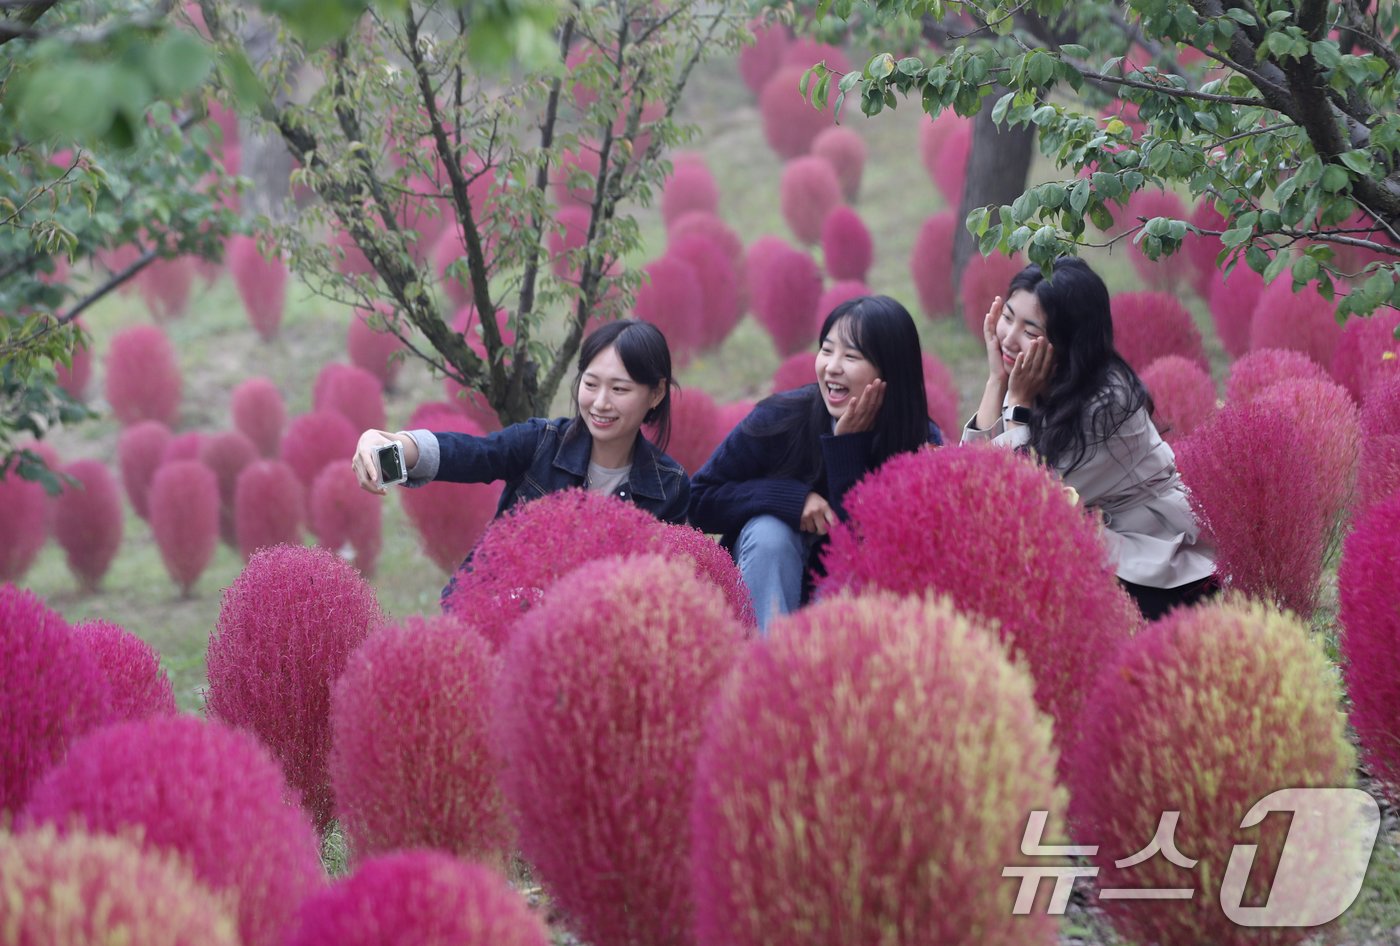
[736,515,804,561]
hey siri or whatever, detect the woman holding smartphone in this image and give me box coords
[352,317,689,529]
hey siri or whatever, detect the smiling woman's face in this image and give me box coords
[996,289,1049,370]
[814,317,879,419]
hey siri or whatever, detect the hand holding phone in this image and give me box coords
[376,440,408,487]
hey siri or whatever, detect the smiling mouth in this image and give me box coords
[590,413,619,427]
[824,382,850,403]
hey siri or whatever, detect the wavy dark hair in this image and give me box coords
[572,319,676,450]
[748,294,931,482]
[1008,257,1152,473]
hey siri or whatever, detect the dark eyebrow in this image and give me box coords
[582,370,633,385]
[1004,301,1043,331]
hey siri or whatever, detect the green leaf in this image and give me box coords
[147,31,212,98]
[1264,250,1291,282]
[1291,254,1319,284]
[867,53,896,80]
[1320,165,1350,192]
[1089,202,1115,230]
[1069,179,1090,214]
[1338,150,1373,175]
[259,0,371,50]
[1223,8,1255,26]
[1310,40,1342,70]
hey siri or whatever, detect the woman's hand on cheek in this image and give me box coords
[983,296,1009,385]
[833,378,885,436]
[1008,338,1054,406]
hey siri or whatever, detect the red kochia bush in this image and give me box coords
[20,716,325,946]
[669,212,745,277]
[160,430,204,465]
[313,362,387,433]
[1249,278,1343,368]
[233,459,304,560]
[1111,290,1209,374]
[811,126,866,202]
[651,386,721,475]
[284,850,549,946]
[814,280,870,325]
[782,37,849,72]
[661,156,719,228]
[55,323,92,400]
[959,252,1025,335]
[0,828,241,946]
[309,461,382,576]
[347,304,405,390]
[1357,378,1400,517]
[136,257,194,320]
[1182,199,1228,298]
[691,592,1063,946]
[399,407,502,573]
[229,235,288,341]
[779,156,843,246]
[199,429,258,546]
[670,234,741,350]
[52,459,123,591]
[231,376,286,456]
[1069,600,1354,946]
[1225,347,1330,405]
[738,20,788,97]
[444,491,667,648]
[280,409,359,489]
[0,584,111,815]
[1141,354,1217,442]
[759,66,836,160]
[657,523,756,629]
[922,352,960,436]
[1340,492,1400,801]
[634,254,703,363]
[0,464,48,582]
[148,460,219,595]
[910,211,956,318]
[71,619,177,720]
[817,447,1138,762]
[1124,189,1195,293]
[771,353,814,393]
[1206,263,1265,358]
[206,544,383,830]
[330,616,510,863]
[105,325,181,427]
[929,117,972,204]
[820,205,872,281]
[1252,378,1361,529]
[494,555,743,946]
[1175,402,1331,615]
[919,110,972,195]
[750,241,824,356]
[1331,307,1400,402]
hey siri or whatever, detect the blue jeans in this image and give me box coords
[736,515,815,634]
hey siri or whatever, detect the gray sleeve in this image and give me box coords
[404,429,439,487]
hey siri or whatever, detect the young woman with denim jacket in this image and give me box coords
[689,295,943,633]
[352,319,690,572]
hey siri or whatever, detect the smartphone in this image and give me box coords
[376,441,408,487]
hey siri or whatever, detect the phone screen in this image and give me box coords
[377,443,406,484]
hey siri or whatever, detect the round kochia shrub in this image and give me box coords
[309,461,382,576]
[1331,307,1400,402]
[0,464,47,582]
[199,429,258,546]
[657,522,756,629]
[494,555,743,946]
[1,584,112,816]
[313,362,386,433]
[105,325,181,427]
[1141,354,1217,442]
[691,591,1063,946]
[661,156,719,228]
[633,254,703,362]
[20,716,325,946]
[811,126,865,202]
[0,827,241,946]
[817,446,1138,762]
[959,251,1024,335]
[347,304,404,389]
[330,615,510,863]
[758,66,836,160]
[653,385,721,474]
[1249,278,1343,368]
[749,241,823,356]
[1206,263,1265,359]
[1252,377,1360,531]
[910,211,955,318]
[670,233,741,351]
[737,20,788,96]
[281,409,360,489]
[1225,347,1330,405]
[1111,291,1209,374]
[283,850,549,946]
[1357,378,1400,517]
[1069,600,1355,946]
[229,234,288,341]
[52,459,123,591]
[231,376,286,456]
[233,459,304,560]
[1339,492,1400,801]
[72,619,177,720]
[205,544,383,830]
[148,459,220,595]
[399,407,502,573]
[1124,188,1194,293]
[779,156,843,246]
[820,205,872,282]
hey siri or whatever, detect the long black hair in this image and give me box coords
[749,294,930,481]
[1008,257,1152,473]
[572,319,676,450]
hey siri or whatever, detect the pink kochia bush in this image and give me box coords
[71,619,177,720]
[347,304,405,389]
[959,252,1024,335]
[0,828,241,946]
[52,459,123,591]
[148,460,220,595]
[1357,378,1400,517]
[233,459,304,560]
[1110,291,1209,374]
[0,464,48,582]
[1141,354,1217,442]
[1225,347,1330,405]
[653,386,721,475]
[136,256,193,320]
[811,126,865,202]
[919,110,972,200]
[771,352,814,393]
[1339,492,1400,801]
[658,523,756,629]
[1069,600,1354,946]
[313,362,387,433]
[1251,377,1361,531]
[231,376,286,456]
[280,409,359,489]
[283,850,549,946]
[749,240,823,356]
[661,156,719,228]
[759,66,835,160]
[922,352,960,437]
[229,234,288,341]
[670,234,741,350]
[1331,307,1400,402]
[399,407,502,573]
[20,716,326,946]
[309,461,382,576]
[820,205,872,282]
[1175,401,1333,615]
[206,544,383,830]
[1206,263,1265,358]
[104,325,182,427]
[779,156,843,246]
[493,555,743,946]
[0,584,112,815]
[691,592,1063,946]
[738,20,788,96]
[330,616,510,863]
[910,211,956,318]
[1249,278,1344,368]
[814,280,870,327]
[633,254,703,362]
[817,447,1138,762]
[1124,188,1194,293]
[198,429,258,546]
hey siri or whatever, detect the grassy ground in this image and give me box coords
[14,48,1400,946]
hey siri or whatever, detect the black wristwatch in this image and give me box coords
[1006,405,1032,426]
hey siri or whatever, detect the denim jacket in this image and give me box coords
[407,416,690,524]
